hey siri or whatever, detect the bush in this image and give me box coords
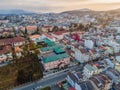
[40,86,51,90]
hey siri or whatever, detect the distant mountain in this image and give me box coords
[0,8,119,15]
[0,9,36,15]
[107,8,120,13]
[78,8,93,11]
[61,8,120,16]
[61,8,98,16]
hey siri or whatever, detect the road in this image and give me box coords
[13,65,81,90]
[13,72,67,90]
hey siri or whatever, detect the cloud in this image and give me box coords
[0,0,120,12]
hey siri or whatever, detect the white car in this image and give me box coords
[35,86,42,90]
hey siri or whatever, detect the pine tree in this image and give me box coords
[24,26,28,38]
[12,26,17,37]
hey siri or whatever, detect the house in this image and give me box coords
[0,37,25,46]
[41,26,53,32]
[107,40,120,53]
[14,46,22,58]
[115,54,120,72]
[74,48,90,63]
[42,53,70,70]
[0,45,13,63]
[39,44,70,70]
[52,31,69,40]
[113,26,120,33]
[40,45,62,54]
[29,34,41,44]
[75,80,98,90]
[89,49,100,60]
[0,20,9,24]
[90,74,112,90]
[104,46,113,55]
[26,26,37,35]
[104,58,114,68]
[67,72,83,87]
[83,64,100,79]
[84,39,94,49]
[115,53,120,64]
[0,30,14,38]
[104,68,120,85]
[67,72,79,87]
[19,26,37,35]
[43,33,56,42]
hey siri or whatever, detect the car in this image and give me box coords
[35,86,42,90]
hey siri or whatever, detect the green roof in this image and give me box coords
[54,47,65,54]
[44,38,55,46]
[41,45,63,52]
[85,64,97,71]
[43,53,69,63]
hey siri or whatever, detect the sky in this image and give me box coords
[0,0,120,13]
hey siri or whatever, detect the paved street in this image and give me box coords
[13,65,81,90]
[13,72,67,90]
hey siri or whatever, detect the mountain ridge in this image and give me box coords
[0,8,119,15]
[0,9,36,15]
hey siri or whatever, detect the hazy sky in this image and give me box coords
[0,0,120,13]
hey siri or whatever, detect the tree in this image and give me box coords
[17,69,26,84]
[12,45,16,59]
[24,26,28,37]
[0,53,43,89]
[12,26,17,37]
[40,86,51,90]
[29,42,38,50]
[36,26,40,34]
[52,26,58,32]
[16,54,43,85]
[78,23,84,30]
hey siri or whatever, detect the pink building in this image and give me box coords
[42,53,70,70]
[52,31,69,40]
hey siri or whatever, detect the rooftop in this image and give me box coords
[26,26,37,31]
[85,64,97,71]
[41,45,63,52]
[43,53,69,63]
[80,81,96,90]
[53,31,68,35]
[54,47,65,54]
[0,37,25,45]
[29,34,40,39]
[0,45,11,55]
[44,38,55,46]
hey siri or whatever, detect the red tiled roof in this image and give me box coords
[43,26,52,28]
[80,49,88,54]
[29,35,40,39]
[0,30,12,34]
[0,45,11,54]
[53,31,68,35]
[26,26,37,31]
[44,33,53,39]
[0,37,25,45]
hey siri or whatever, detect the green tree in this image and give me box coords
[12,26,17,37]
[52,26,58,32]
[40,86,51,90]
[17,69,26,84]
[24,26,28,38]
[36,26,40,34]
